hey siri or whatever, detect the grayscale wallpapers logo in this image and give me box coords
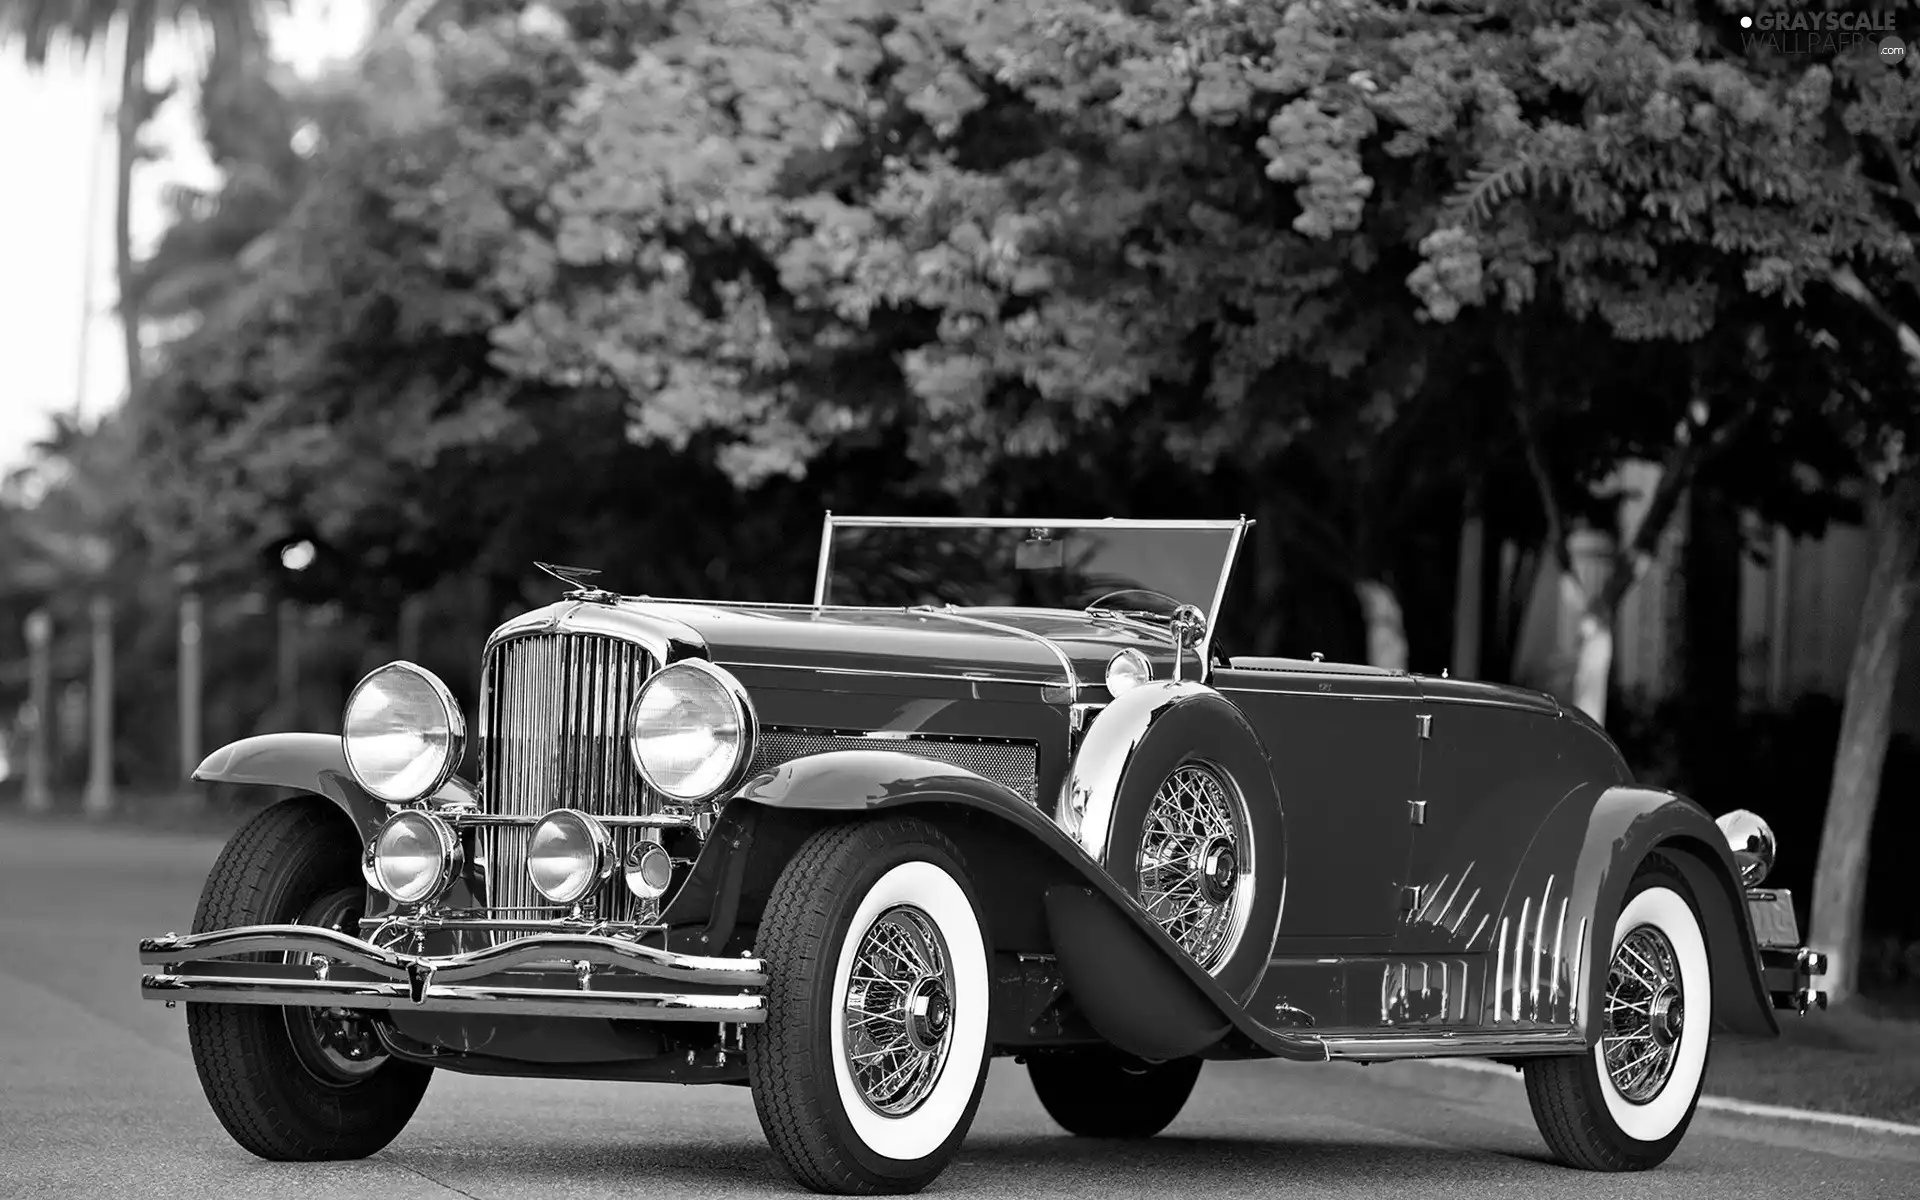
[1738,10,1907,66]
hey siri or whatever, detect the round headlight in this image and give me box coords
[342,662,465,803]
[627,661,756,803]
[528,809,614,905]
[365,811,460,905]
[1106,649,1152,696]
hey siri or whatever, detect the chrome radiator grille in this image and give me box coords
[478,632,655,930]
[749,730,1039,804]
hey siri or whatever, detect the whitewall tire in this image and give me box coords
[747,817,992,1195]
[1524,854,1712,1171]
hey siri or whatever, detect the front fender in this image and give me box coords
[1509,783,1775,1042]
[734,749,1325,1061]
[193,733,474,842]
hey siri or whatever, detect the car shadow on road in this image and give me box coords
[959,1133,1560,1182]
[383,1132,1567,1196]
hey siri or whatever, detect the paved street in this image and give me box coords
[2,816,1916,1200]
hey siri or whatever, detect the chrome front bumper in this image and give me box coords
[139,926,766,1022]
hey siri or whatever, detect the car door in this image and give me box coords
[1212,660,1423,950]
[1397,678,1601,960]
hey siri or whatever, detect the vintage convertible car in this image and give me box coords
[139,515,1827,1194]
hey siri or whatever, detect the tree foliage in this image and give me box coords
[109,0,1920,662]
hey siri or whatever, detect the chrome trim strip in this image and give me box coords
[1493,917,1509,1021]
[1320,1029,1582,1060]
[813,509,834,607]
[1203,518,1252,673]
[1531,876,1554,1020]
[484,600,706,666]
[1512,897,1530,1020]
[910,607,1081,700]
[1214,688,1414,702]
[828,517,1248,530]
[140,926,764,985]
[1549,898,1568,1016]
[364,915,667,936]
[448,812,697,830]
[140,975,764,1023]
[1569,918,1589,1024]
[720,660,1054,687]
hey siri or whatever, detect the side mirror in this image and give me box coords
[1170,604,1206,681]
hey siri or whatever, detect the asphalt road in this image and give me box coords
[3,816,1917,1200]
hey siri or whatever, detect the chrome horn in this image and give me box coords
[1716,809,1776,887]
[1169,604,1206,682]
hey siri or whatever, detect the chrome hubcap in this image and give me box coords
[1602,924,1684,1103]
[1137,762,1251,971]
[842,906,954,1115]
[1199,838,1237,905]
[283,887,387,1083]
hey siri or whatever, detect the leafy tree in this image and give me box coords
[126,0,1920,993]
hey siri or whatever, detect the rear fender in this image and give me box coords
[192,733,474,843]
[733,750,1324,1061]
[1506,783,1775,1042]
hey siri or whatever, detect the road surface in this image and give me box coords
[2,816,1916,1199]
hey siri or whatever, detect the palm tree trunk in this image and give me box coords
[114,1,153,410]
[1808,473,1920,1004]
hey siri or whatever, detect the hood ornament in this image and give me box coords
[535,561,618,603]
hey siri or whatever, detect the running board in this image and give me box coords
[1312,1026,1583,1061]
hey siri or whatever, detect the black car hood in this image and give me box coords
[618,601,1175,688]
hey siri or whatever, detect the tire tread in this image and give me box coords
[746,817,986,1195]
[1523,851,1702,1172]
[185,797,431,1161]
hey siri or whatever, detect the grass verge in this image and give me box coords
[1707,997,1920,1125]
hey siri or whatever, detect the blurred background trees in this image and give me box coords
[4,0,1920,1002]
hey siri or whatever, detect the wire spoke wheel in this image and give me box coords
[1601,924,1685,1104]
[1136,761,1252,971]
[841,905,956,1117]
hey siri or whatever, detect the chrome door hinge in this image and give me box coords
[1408,799,1427,826]
[1416,713,1432,739]
[1400,885,1421,915]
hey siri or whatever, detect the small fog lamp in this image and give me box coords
[365,811,460,905]
[527,809,614,905]
[624,841,675,901]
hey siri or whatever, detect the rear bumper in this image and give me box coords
[139,925,766,1023]
[1761,945,1829,1014]
[1746,887,1827,1014]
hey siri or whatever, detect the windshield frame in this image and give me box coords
[811,514,1253,657]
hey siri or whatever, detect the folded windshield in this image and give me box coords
[816,518,1247,621]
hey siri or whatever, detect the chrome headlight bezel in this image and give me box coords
[362,809,462,905]
[626,660,758,804]
[526,808,616,905]
[341,661,467,804]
